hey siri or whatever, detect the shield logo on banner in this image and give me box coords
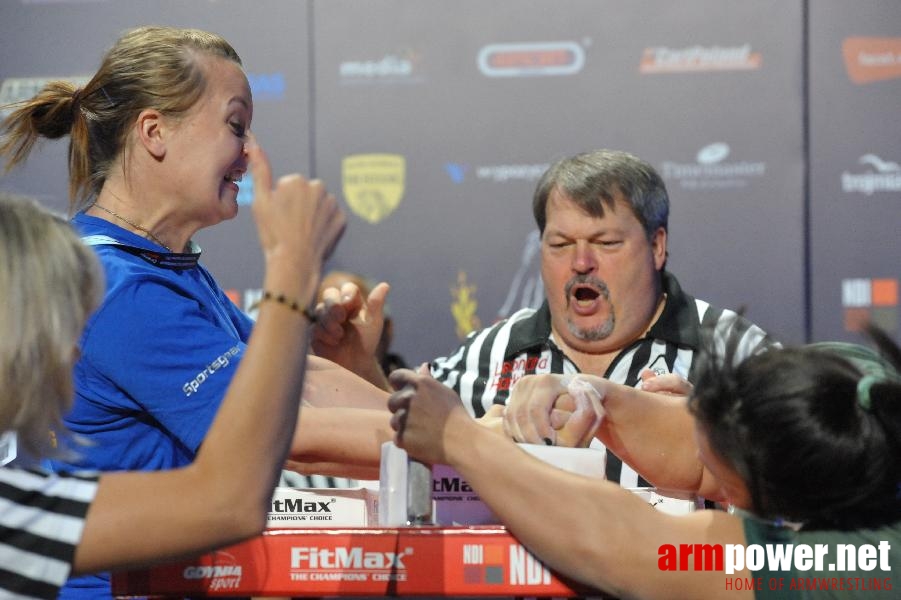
[342,154,406,224]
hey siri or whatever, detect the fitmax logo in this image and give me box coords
[291,546,410,569]
[433,477,474,493]
[271,498,336,513]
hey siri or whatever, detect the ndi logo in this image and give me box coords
[461,544,551,586]
[661,143,766,190]
[841,154,901,196]
[462,544,504,584]
[842,278,898,333]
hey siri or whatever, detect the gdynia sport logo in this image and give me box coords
[658,540,893,592]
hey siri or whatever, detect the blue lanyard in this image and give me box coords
[81,234,201,270]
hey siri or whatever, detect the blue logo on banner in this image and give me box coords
[248,73,286,101]
[444,163,468,184]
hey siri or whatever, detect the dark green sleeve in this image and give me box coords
[742,516,802,600]
[743,516,901,599]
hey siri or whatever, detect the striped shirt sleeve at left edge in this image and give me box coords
[0,467,99,599]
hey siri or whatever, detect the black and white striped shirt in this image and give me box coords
[0,466,98,599]
[430,272,778,487]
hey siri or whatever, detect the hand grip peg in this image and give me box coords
[406,458,434,526]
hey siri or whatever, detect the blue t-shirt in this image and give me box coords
[54,213,254,599]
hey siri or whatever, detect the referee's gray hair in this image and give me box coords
[0,192,103,459]
[532,149,669,239]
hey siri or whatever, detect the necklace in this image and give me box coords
[92,199,173,252]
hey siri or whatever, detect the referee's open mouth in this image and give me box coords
[568,284,603,316]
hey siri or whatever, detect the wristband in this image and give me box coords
[260,290,317,323]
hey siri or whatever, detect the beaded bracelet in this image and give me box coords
[260,290,317,323]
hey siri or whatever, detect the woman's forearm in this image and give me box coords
[444,419,749,599]
[75,283,314,573]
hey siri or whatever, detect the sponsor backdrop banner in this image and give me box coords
[809,0,901,344]
[1,0,895,364]
[313,0,806,363]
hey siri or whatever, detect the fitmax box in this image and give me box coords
[267,487,379,528]
[379,441,607,526]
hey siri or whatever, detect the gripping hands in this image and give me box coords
[503,374,606,447]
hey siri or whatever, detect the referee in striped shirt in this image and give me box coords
[314,149,778,489]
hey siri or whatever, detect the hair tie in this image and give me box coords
[809,341,900,412]
[856,374,881,411]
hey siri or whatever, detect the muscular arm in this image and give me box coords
[302,354,391,410]
[282,355,393,480]
[286,405,392,480]
[593,377,725,500]
[505,373,727,500]
[595,381,702,493]
[289,356,504,480]
[388,370,751,599]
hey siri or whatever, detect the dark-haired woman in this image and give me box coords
[386,332,901,598]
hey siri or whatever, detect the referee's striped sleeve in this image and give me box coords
[699,303,780,365]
